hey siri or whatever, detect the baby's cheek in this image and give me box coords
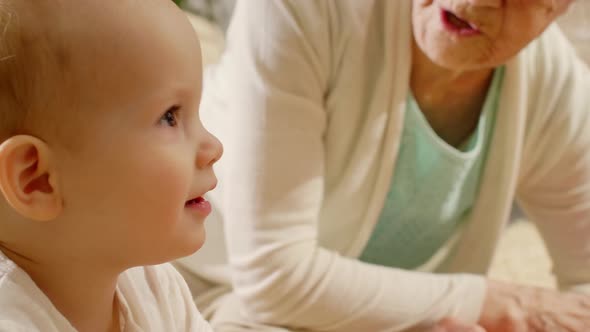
[148,159,192,214]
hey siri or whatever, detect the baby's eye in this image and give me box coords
[159,105,180,127]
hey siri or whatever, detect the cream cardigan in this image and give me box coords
[179,1,590,331]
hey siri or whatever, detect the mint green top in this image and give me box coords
[359,67,505,269]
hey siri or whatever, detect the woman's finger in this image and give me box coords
[433,317,487,332]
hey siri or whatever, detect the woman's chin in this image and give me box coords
[415,31,490,70]
[422,45,496,71]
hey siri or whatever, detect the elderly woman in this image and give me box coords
[181,0,590,331]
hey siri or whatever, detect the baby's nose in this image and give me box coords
[196,130,223,169]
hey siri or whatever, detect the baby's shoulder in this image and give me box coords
[0,320,34,332]
[0,254,73,331]
[117,264,211,331]
[118,263,187,297]
[0,254,40,314]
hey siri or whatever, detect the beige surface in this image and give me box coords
[489,221,556,288]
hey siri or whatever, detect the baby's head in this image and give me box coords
[0,0,222,270]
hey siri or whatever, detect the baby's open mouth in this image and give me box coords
[185,196,205,207]
[184,195,212,217]
[441,9,479,34]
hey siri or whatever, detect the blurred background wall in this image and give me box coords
[558,1,590,64]
[184,0,590,65]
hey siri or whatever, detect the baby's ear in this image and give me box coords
[0,135,62,221]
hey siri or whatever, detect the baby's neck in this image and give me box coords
[3,248,122,332]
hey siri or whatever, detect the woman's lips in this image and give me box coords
[185,196,212,217]
[440,9,480,36]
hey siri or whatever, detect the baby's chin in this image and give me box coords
[170,228,207,260]
[178,227,207,257]
[129,230,207,268]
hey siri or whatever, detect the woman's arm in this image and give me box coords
[493,25,590,332]
[204,1,486,331]
[517,26,590,296]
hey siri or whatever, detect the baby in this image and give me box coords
[0,0,221,331]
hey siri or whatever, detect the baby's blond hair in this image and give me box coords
[0,1,73,142]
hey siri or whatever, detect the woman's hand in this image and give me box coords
[479,280,590,332]
[431,318,486,332]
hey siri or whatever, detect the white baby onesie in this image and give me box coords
[0,251,213,331]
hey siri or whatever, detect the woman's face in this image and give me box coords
[412,0,574,70]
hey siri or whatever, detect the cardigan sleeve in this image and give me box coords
[203,1,487,331]
[517,25,590,295]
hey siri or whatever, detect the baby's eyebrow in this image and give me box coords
[0,55,15,62]
[0,10,14,62]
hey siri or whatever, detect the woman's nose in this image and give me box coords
[196,130,223,169]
